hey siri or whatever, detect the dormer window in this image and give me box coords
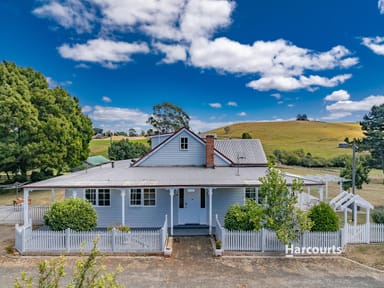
[180,137,188,150]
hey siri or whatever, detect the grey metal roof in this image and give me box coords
[24,160,321,189]
[215,139,267,165]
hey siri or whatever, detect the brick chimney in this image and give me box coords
[205,135,215,168]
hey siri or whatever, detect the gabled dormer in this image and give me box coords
[133,128,232,167]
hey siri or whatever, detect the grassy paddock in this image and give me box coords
[0,189,65,206]
[89,137,149,158]
[280,166,384,207]
[208,121,363,159]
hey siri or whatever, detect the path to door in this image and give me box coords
[172,236,213,261]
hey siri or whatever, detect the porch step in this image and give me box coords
[172,225,209,236]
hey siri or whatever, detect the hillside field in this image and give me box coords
[208,121,363,159]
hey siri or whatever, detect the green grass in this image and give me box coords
[208,121,363,159]
[89,138,149,158]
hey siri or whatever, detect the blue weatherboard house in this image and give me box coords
[23,128,322,235]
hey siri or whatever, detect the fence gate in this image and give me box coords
[345,224,369,244]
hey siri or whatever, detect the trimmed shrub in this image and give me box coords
[44,198,97,231]
[372,207,384,224]
[224,200,263,231]
[308,202,339,232]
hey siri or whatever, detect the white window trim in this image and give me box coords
[85,188,111,207]
[129,188,157,207]
[180,136,189,151]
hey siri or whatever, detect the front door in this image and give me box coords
[178,188,200,224]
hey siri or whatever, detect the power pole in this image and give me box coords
[352,142,356,195]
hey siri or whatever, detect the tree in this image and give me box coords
[128,128,137,137]
[259,166,305,244]
[108,139,150,160]
[296,114,308,121]
[241,132,252,139]
[44,198,97,231]
[360,104,384,180]
[147,102,190,133]
[93,127,103,135]
[340,157,370,190]
[0,61,93,180]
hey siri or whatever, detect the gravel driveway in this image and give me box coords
[0,226,383,288]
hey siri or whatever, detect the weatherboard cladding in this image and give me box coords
[65,188,170,228]
[134,128,232,167]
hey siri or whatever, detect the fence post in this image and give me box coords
[222,227,226,251]
[112,228,116,252]
[261,228,265,252]
[366,223,370,244]
[65,228,70,252]
[21,225,25,253]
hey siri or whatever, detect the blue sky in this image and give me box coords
[2,1,384,133]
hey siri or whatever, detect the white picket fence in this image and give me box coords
[15,215,168,254]
[0,205,48,224]
[215,215,384,252]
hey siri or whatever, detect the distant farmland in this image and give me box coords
[207,121,363,159]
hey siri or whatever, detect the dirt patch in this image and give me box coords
[0,225,15,255]
[344,244,384,270]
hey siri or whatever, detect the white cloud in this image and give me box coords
[323,95,384,120]
[102,96,112,103]
[326,95,384,113]
[180,0,235,41]
[58,39,150,67]
[238,112,246,116]
[83,105,150,131]
[379,0,384,14]
[189,117,233,132]
[227,101,237,107]
[209,102,222,108]
[82,105,93,113]
[271,93,281,99]
[287,104,295,108]
[33,0,95,33]
[324,90,350,102]
[361,36,384,55]
[246,74,351,91]
[190,37,357,91]
[154,43,187,63]
[322,112,352,120]
[33,0,357,92]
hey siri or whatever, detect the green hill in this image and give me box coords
[207,121,363,159]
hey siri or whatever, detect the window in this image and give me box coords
[200,188,206,208]
[180,137,188,150]
[85,188,96,205]
[144,188,156,206]
[130,189,142,206]
[179,188,184,208]
[98,189,110,206]
[85,188,110,206]
[245,187,258,202]
[130,188,156,207]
